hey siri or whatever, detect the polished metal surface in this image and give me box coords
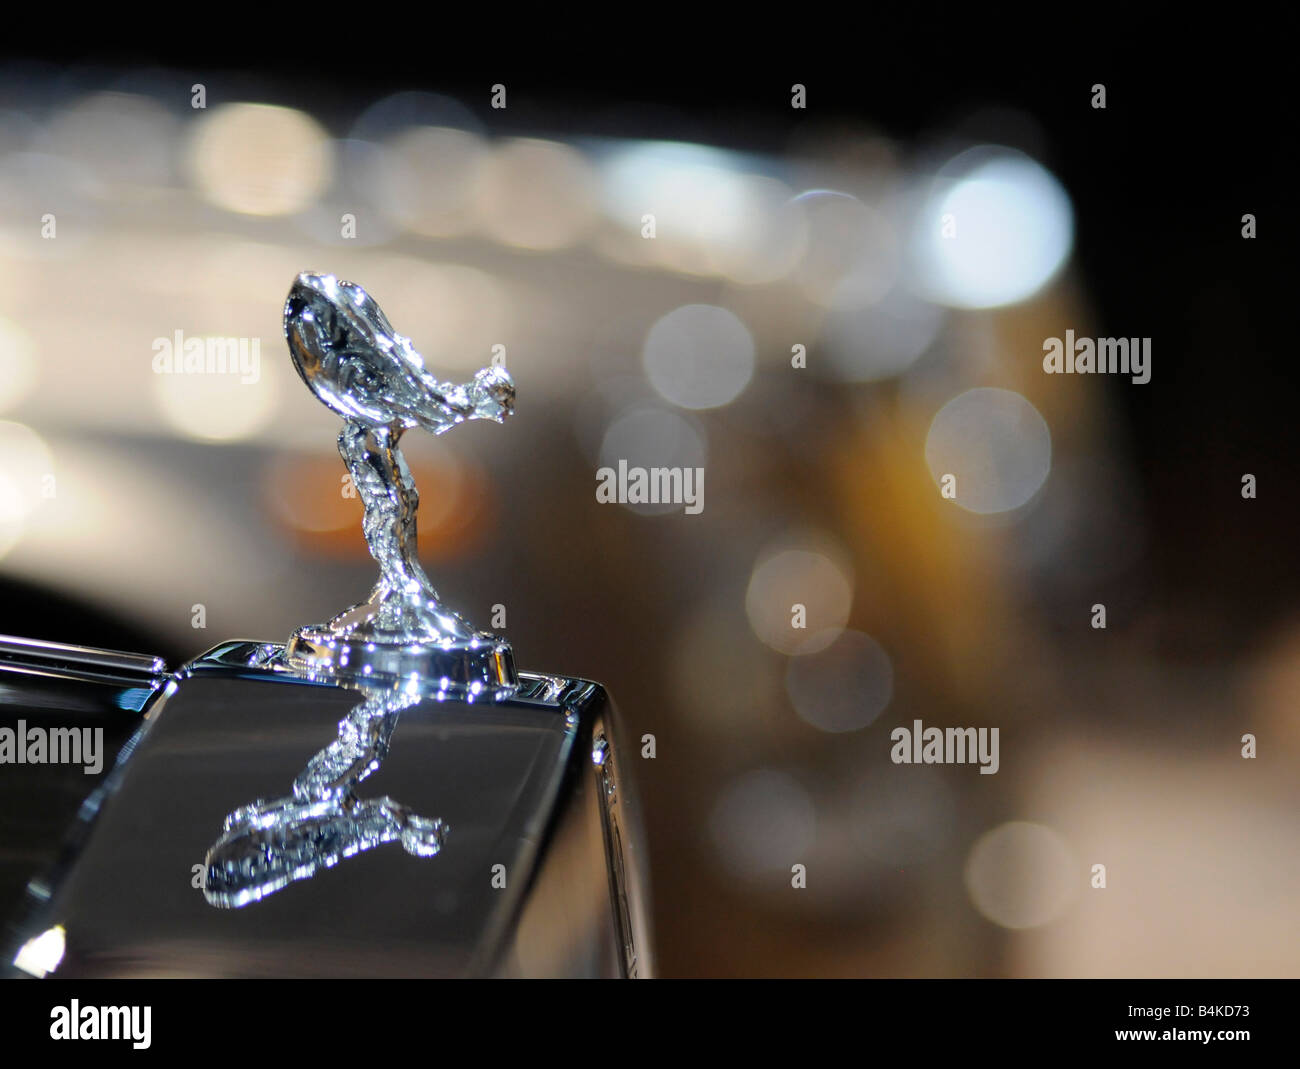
[282,272,516,696]
[203,685,445,908]
[6,641,652,978]
[0,634,167,682]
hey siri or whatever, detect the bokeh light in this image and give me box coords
[0,421,52,558]
[746,541,853,654]
[925,387,1052,514]
[785,629,893,732]
[473,137,596,250]
[150,354,279,441]
[794,191,899,306]
[821,282,945,382]
[187,103,332,216]
[642,304,755,410]
[0,317,36,411]
[0,420,52,521]
[964,821,1078,929]
[371,125,487,238]
[602,141,750,246]
[912,148,1073,309]
[598,405,708,516]
[712,178,808,284]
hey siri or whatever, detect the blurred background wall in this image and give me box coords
[0,46,1293,976]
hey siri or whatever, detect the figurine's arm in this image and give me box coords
[407,365,514,435]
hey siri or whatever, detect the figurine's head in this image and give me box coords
[469,365,515,424]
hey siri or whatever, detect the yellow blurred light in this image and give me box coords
[712,177,808,285]
[263,446,488,561]
[0,473,26,558]
[187,103,332,216]
[472,138,597,250]
[1,423,63,562]
[0,421,53,523]
[0,317,37,412]
[376,126,487,238]
[964,821,1078,930]
[601,141,784,279]
[603,141,747,245]
[4,440,283,627]
[150,349,278,441]
[745,542,853,654]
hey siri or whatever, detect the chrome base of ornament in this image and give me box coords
[285,626,517,700]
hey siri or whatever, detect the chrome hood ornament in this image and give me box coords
[1,273,653,977]
[282,272,516,698]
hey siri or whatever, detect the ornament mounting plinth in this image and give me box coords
[285,625,517,700]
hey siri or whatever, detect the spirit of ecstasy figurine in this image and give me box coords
[282,272,517,696]
[1,274,652,977]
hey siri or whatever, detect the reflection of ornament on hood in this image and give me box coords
[203,688,441,908]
